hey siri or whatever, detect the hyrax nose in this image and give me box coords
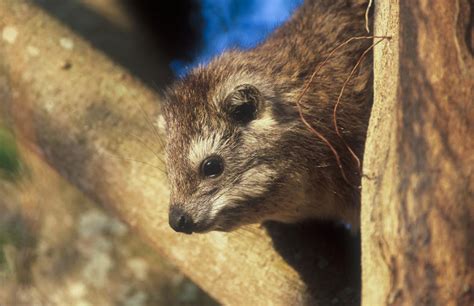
[168,206,194,234]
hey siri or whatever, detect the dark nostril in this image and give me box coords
[169,206,194,234]
[177,215,186,229]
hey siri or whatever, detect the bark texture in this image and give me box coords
[362,0,474,305]
[0,1,360,305]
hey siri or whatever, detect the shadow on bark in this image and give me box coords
[265,221,361,306]
[31,0,202,88]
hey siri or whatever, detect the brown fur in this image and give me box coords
[162,0,372,233]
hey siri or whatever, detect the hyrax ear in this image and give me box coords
[225,84,263,125]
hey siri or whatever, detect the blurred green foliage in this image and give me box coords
[0,232,7,275]
[0,223,16,277]
[0,127,20,180]
[0,214,36,281]
[0,126,21,276]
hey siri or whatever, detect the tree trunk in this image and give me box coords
[362,0,474,305]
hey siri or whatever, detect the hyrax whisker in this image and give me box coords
[124,131,166,165]
[365,0,373,33]
[132,95,166,150]
[333,36,390,172]
[295,35,388,186]
[101,151,166,174]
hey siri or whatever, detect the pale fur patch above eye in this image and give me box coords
[188,132,226,168]
[249,113,277,131]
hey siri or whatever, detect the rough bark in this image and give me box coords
[362,0,474,305]
[0,1,360,305]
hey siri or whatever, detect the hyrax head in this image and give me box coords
[161,55,308,234]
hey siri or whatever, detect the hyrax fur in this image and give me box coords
[162,0,372,234]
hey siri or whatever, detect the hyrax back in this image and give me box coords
[162,0,372,234]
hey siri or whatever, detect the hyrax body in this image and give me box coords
[162,0,372,234]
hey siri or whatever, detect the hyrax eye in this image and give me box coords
[227,84,260,124]
[200,156,224,178]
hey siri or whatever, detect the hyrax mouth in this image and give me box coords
[168,205,220,234]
